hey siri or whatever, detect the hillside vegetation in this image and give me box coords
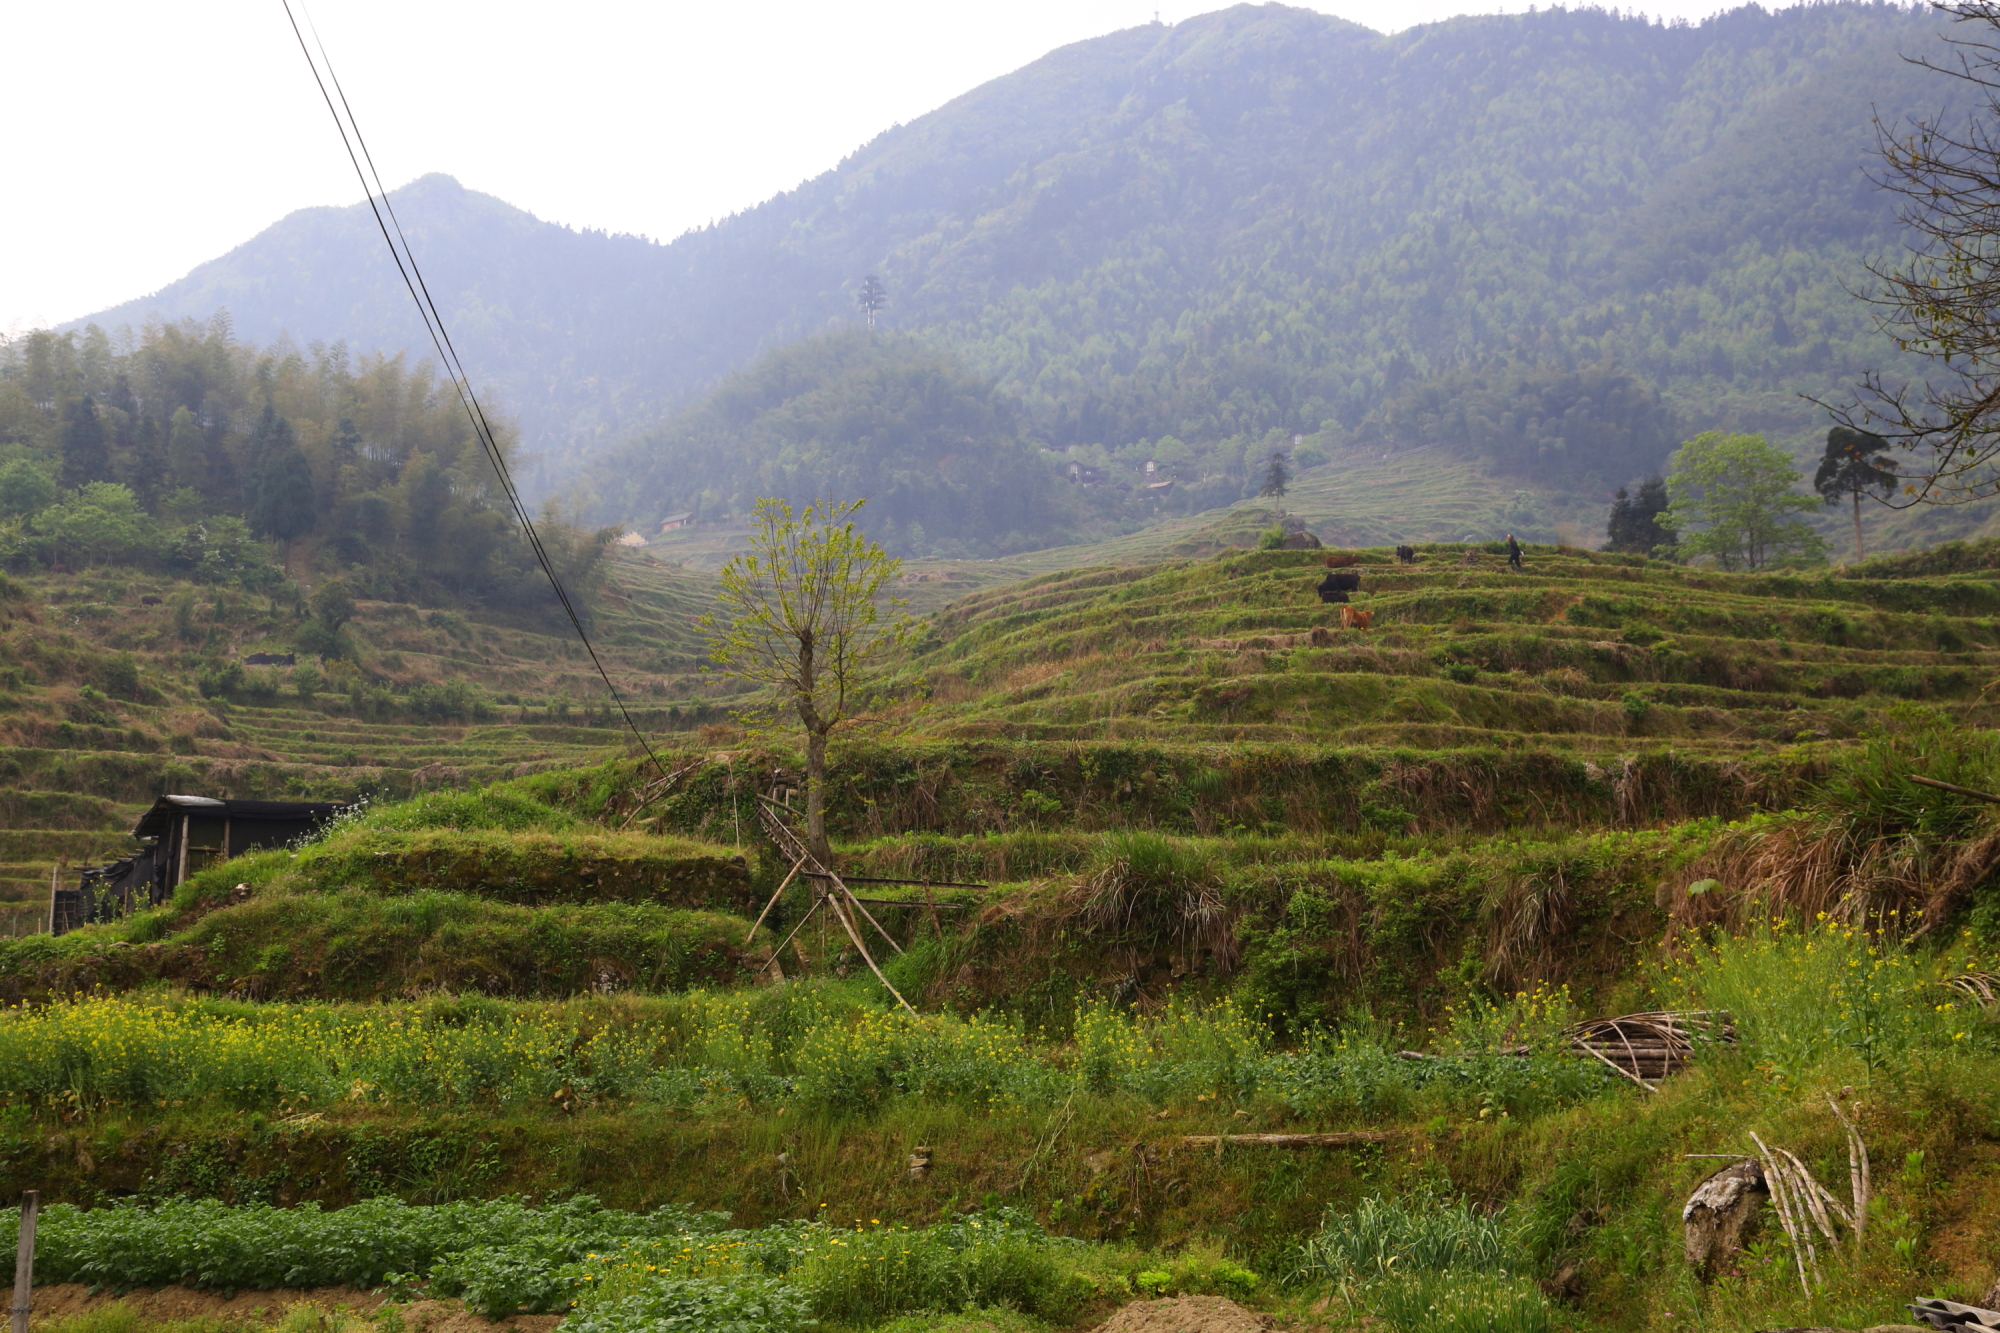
[0,536,1996,1332]
[0,548,729,924]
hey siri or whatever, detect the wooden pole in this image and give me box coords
[1912,774,2000,804]
[823,885,919,1017]
[11,1190,37,1333]
[744,857,807,947]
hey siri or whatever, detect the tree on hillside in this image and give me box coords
[250,422,318,565]
[59,396,108,491]
[1605,475,1676,555]
[700,497,915,863]
[1840,2,2000,504]
[1258,450,1291,509]
[1814,426,1899,562]
[857,275,888,331]
[166,406,206,499]
[1663,432,1826,571]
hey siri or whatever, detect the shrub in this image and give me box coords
[1258,526,1287,551]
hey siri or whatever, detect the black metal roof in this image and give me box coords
[132,795,349,841]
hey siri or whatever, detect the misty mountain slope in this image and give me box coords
[73,3,1952,523]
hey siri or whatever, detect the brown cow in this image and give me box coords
[1340,606,1373,630]
[1323,552,1360,568]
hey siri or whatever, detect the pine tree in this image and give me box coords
[59,396,109,490]
[1814,426,1898,562]
[1258,450,1291,506]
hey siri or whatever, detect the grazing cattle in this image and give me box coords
[140,595,163,606]
[244,652,296,667]
[1323,552,1359,568]
[1395,545,1417,564]
[1316,570,1361,603]
[1340,606,1374,630]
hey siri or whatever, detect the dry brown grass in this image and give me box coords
[1665,814,2000,937]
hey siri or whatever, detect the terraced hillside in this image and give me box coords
[903,542,2000,753]
[0,549,730,923]
[4,537,2000,1331]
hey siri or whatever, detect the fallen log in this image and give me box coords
[1177,1131,1393,1148]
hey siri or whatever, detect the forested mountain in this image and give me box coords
[59,2,1953,544]
[589,332,1080,558]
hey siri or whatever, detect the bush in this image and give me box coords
[1258,526,1287,551]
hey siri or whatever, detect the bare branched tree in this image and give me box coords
[1834,3,2000,505]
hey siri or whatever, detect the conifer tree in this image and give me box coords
[59,395,108,490]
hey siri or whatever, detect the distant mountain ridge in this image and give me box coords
[71,2,1953,533]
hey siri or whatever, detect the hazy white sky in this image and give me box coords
[6,0,1812,336]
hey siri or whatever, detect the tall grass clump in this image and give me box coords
[1296,1189,1551,1333]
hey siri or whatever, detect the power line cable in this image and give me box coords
[277,0,666,778]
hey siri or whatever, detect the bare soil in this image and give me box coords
[1090,1296,1275,1333]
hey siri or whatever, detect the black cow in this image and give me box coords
[1316,570,1361,603]
[1396,545,1417,564]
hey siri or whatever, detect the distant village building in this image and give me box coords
[658,512,694,532]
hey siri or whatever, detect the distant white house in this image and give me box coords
[658,511,694,532]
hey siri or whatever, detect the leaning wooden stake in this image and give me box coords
[11,1190,37,1333]
[744,857,808,947]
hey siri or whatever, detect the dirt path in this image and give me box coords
[25,1284,561,1331]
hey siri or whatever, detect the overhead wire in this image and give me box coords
[277,0,666,778]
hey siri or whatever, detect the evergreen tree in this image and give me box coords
[1605,475,1676,554]
[129,413,166,511]
[1814,426,1898,562]
[1258,450,1291,505]
[59,395,109,490]
[250,424,318,554]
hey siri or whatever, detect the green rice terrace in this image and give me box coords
[3,534,2000,1333]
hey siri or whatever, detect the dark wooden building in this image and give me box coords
[54,796,348,934]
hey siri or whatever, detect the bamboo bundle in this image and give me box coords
[1561,1011,1735,1090]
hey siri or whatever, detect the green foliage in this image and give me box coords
[1660,918,1989,1083]
[1296,1187,1514,1281]
[566,1277,809,1333]
[12,1194,719,1293]
[1257,525,1287,550]
[1365,360,1677,487]
[0,320,609,617]
[1605,476,1675,555]
[592,332,1075,556]
[1663,431,1826,571]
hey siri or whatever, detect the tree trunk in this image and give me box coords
[1852,488,1865,564]
[805,725,831,866]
